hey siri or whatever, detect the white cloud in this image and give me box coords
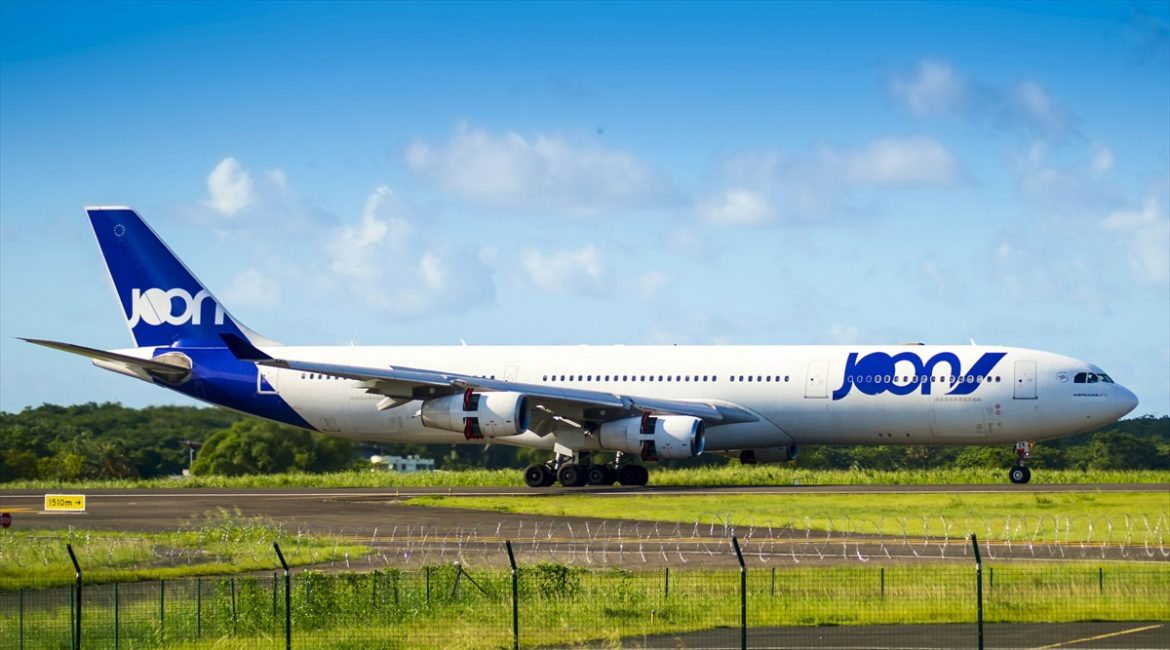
[1102,198,1170,285]
[696,136,959,224]
[405,123,672,212]
[329,186,413,282]
[326,186,494,315]
[1013,139,1123,213]
[222,268,281,308]
[1090,143,1115,174]
[891,60,1076,137]
[266,169,288,190]
[845,136,959,186]
[1012,81,1072,135]
[827,324,862,344]
[636,270,670,298]
[204,157,255,215]
[522,245,604,294]
[697,188,777,225]
[890,60,965,116]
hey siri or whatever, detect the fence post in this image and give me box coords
[272,573,278,619]
[664,566,670,598]
[771,567,776,597]
[230,577,237,634]
[880,567,885,598]
[274,542,291,650]
[67,543,82,650]
[731,536,746,650]
[160,579,165,642]
[971,534,984,650]
[425,566,431,607]
[506,540,519,650]
[1098,566,1103,594]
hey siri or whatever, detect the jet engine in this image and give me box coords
[421,390,529,439]
[738,445,799,464]
[598,414,705,461]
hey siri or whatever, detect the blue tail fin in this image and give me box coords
[87,206,268,348]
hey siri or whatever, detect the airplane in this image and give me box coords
[24,207,1139,488]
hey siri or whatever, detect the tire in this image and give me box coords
[1009,466,1031,484]
[618,464,650,487]
[586,465,612,486]
[558,463,586,487]
[524,464,552,488]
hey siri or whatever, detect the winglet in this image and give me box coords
[221,333,272,361]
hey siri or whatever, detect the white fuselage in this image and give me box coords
[257,344,1136,453]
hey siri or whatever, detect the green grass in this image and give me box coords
[5,467,1168,490]
[404,491,1170,544]
[3,563,1166,649]
[0,509,371,590]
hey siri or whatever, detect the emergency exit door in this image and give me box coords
[1014,360,1037,399]
[805,361,829,398]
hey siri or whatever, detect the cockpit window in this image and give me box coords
[1073,372,1114,384]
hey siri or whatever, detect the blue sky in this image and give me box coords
[2,1,1168,416]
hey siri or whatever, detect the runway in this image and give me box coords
[2,483,1167,567]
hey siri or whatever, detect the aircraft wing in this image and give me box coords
[221,334,756,427]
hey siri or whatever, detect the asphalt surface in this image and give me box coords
[2,483,1166,567]
[617,621,1170,649]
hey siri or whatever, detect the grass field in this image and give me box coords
[3,563,1166,649]
[5,466,1169,490]
[0,510,371,590]
[404,491,1170,544]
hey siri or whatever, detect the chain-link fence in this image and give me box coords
[2,537,1167,649]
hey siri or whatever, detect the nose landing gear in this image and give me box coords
[1009,441,1034,484]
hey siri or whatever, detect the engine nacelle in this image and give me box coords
[598,414,705,461]
[739,445,799,464]
[420,390,530,439]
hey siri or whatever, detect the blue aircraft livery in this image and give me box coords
[831,351,1008,400]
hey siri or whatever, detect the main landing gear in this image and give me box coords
[523,453,649,488]
[1009,441,1034,484]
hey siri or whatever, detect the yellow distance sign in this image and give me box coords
[44,494,86,512]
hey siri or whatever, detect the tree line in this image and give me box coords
[1,402,1167,482]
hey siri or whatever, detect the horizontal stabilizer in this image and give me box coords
[21,338,192,384]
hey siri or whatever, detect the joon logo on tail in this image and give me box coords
[831,351,1007,401]
[128,288,225,328]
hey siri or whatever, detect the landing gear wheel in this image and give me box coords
[586,465,613,486]
[617,464,650,487]
[558,463,587,487]
[524,464,555,488]
[1009,466,1031,484]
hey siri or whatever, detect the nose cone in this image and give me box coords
[1114,385,1139,419]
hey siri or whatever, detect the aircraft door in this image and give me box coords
[504,364,519,383]
[804,361,829,398]
[1013,360,1037,399]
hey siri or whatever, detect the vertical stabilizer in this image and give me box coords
[86,206,274,348]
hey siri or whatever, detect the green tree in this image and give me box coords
[191,419,355,476]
